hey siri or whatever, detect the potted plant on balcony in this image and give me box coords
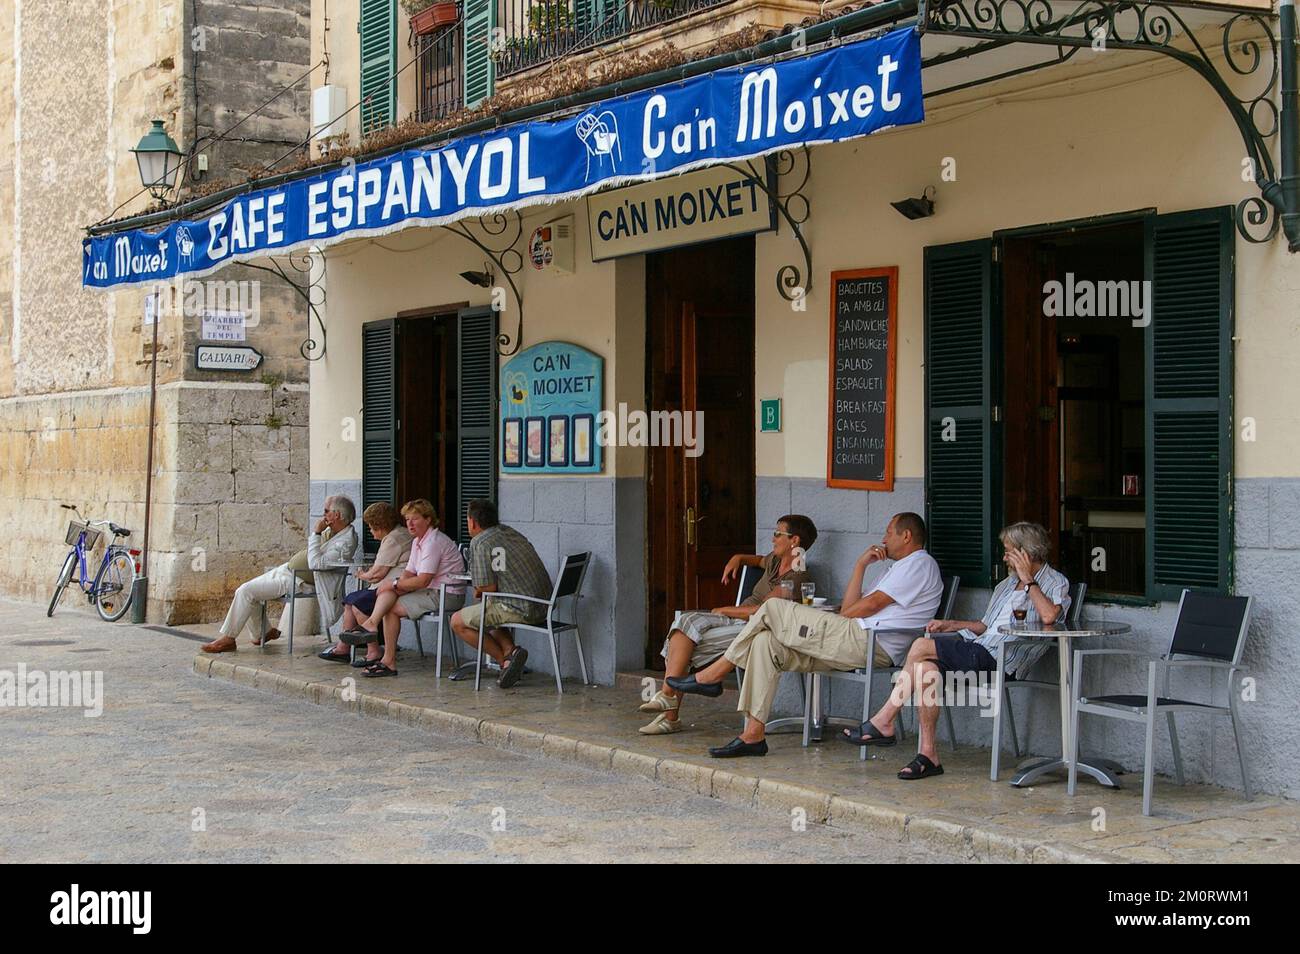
[404,0,459,37]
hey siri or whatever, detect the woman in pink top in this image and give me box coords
[343,498,465,677]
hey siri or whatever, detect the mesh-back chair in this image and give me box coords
[259,573,317,656]
[424,558,474,678]
[474,551,590,694]
[732,564,809,730]
[801,575,961,758]
[1068,590,1253,816]
[730,564,761,693]
[990,581,1086,779]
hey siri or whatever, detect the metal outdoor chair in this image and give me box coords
[474,551,591,694]
[259,573,317,656]
[428,547,474,677]
[730,563,761,692]
[989,581,1087,779]
[801,575,961,759]
[732,563,811,731]
[1068,589,1254,816]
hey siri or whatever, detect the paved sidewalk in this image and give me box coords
[0,601,959,863]
[187,624,1300,864]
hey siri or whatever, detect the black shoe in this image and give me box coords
[498,646,528,689]
[708,737,768,758]
[666,674,724,698]
[339,628,379,647]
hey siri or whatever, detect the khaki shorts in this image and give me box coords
[396,588,464,620]
[458,600,538,631]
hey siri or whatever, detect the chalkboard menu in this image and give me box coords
[827,267,897,490]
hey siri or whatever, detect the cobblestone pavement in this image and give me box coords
[0,600,962,863]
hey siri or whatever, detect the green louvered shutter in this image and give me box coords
[361,319,398,558]
[576,0,625,44]
[925,238,1002,588]
[463,0,496,110]
[1144,207,1234,599]
[457,307,499,542]
[360,0,397,134]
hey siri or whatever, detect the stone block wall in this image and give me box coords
[0,381,308,624]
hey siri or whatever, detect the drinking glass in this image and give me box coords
[1011,591,1029,627]
[801,582,815,606]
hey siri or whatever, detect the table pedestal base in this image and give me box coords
[1011,757,1122,788]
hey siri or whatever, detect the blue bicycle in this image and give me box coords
[48,504,140,622]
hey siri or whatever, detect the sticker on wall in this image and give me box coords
[501,341,604,474]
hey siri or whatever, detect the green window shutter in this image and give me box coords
[924,238,1002,588]
[457,307,499,543]
[361,318,398,558]
[576,0,625,44]
[463,0,496,110]
[1144,207,1234,599]
[360,0,397,134]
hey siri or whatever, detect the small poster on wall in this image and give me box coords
[501,341,605,474]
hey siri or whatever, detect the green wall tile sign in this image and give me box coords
[760,398,781,432]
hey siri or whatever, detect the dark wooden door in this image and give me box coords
[395,313,458,527]
[646,237,755,667]
[1002,238,1060,559]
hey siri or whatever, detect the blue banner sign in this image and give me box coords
[501,342,604,474]
[83,28,923,288]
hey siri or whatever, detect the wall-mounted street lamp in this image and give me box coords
[131,120,184,201]
[891,186,936,220]
[128,119,182,623]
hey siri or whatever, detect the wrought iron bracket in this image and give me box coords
[441,211,527,355]
[724,147,813,302]
[243,248,328,360]
[918,0,1294,247]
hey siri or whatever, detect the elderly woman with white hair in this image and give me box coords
[844,521,1071,781]
[201,495,359,653]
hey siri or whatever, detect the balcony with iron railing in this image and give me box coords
[414,20,465,122]
[493,0,738,78]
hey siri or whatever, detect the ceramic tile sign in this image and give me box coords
[501,341,603,474]
[201,310,246,341]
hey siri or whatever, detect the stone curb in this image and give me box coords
[196,656,1117,864]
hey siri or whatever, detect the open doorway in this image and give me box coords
[644,236,756,667]
[361,308,467,555]
[1001,221,1146,597]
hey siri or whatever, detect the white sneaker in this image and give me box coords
[638,689,680,713]
[639,713,683,735]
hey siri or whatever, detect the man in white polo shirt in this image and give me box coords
[668,512,943,758]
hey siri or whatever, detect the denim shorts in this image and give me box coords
[932,634,997,675]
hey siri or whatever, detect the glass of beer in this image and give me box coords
[801,582,815,606]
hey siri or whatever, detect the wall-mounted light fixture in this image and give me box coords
[891,186,936,220]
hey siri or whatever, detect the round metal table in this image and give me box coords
[997,619,1132,788]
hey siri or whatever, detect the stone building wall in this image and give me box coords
[0,1,314,623]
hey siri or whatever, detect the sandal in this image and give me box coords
[897,754,944,780]
[841,720,896,746]
[317,649,350,662]
[352,656,383,668]
[362,663,398,678]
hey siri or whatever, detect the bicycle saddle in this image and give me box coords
[109,523,131,537]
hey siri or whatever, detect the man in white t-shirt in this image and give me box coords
[668,513,943,759]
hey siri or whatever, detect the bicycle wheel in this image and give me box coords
[93,550,137,622]
[48,551,77,617]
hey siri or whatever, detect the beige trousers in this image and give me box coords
[723,600,873,724]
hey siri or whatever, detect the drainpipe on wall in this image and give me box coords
[1277,0,1300,251]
